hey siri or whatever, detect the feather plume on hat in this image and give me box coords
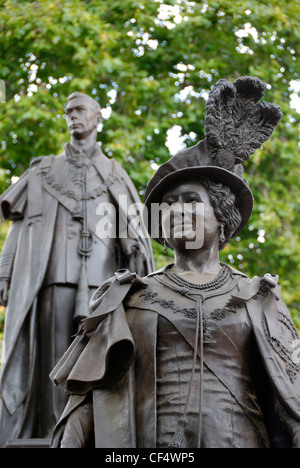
[205,76,283,170]
[144,75,283,244]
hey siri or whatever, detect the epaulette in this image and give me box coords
[29,156,44,167]
[29,154,55,170]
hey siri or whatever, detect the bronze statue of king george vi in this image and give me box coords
[50,77,300,448]
[0,92,154,446]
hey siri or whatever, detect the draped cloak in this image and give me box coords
[0,146,154,426]
[50,266,300,448]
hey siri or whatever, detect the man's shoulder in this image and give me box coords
[29,153,56,170]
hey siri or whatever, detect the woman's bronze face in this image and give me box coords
[161,180,220,252]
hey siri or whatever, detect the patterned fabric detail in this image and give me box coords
[262,311,300,383]
[44,172,120,203]
[211,295,246,321]
[139,290,197,319]
[139,289,214,342]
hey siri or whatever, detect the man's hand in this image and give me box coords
[0,280,9,307]
[120,238,146,273]
[120,238,144,259]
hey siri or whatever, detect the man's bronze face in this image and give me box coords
[65,97,100,139]
[161,180,220,251]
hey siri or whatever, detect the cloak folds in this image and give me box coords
[0,147,154,420]
[51,267,300,448]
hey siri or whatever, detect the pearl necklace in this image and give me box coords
[165,264,231,292]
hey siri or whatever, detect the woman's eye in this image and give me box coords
[186,197,197,203]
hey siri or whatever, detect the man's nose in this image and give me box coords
[68,110,78,120]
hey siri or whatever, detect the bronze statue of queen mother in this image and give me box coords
[50,77,300,448]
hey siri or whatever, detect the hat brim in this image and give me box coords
[144,165,253,246]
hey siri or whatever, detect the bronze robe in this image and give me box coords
[51,266,300,448]
[0,146,154,445]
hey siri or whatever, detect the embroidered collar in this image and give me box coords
[64,143,97,168]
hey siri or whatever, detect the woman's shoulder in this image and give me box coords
[125,263,283,311]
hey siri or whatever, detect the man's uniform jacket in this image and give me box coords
[0,145,154,428]
[51,266,300,448]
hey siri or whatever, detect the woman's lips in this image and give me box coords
[172,223,196,238]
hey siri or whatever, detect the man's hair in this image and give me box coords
[66,92,102,120]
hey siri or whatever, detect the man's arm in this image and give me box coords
[0,220,22,305]
[119,237,146,272]
[0,280,9,307]
[118,201,147,274]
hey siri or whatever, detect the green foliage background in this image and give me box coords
[0,0,299,333]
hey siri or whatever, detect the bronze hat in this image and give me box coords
[144,76,282,244]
